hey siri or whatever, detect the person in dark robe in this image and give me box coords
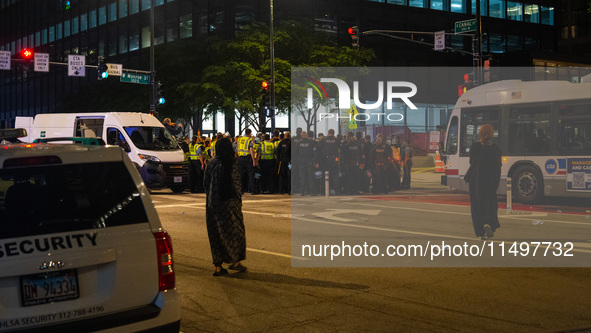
[203,137,247,276]
[468,123,502,240]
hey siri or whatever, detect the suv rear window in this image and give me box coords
[0,161,148,240]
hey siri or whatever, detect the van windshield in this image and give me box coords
[125,126,180,151]
[0,162,148,240]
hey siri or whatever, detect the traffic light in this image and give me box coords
[156,81,165,104]
[348,26,360,49]
[21,49,33,62]
[458,73,474,97]
[97,56,108,80]
[262,81,271,108]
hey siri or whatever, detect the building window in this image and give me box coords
[99,6,107,25]
[409,0,426,8]
[119,0,128,18]
[507,2,522,21]
[49,26,55,42]
[130,0,139,14]
[64,20,71,37]
[524,4,538,23]
[180,14,192,38]
[507,35,522,51]
[119,34,128,53]
[142,0,150,10]
[72,16,79,34]
[142,26,150,48]
[90,10,97,28]
[472,0,488,16]
[56,24,62,40]
[109,2,117,22]
[489,0,505,18]
[130,26,139,51]
[42,28,48,44]
[387,0,406,4]
[489,33,505,52]
[156,0,164,5]
[431,0,444,11]
[540,6,554,25]
[81,13,88,31]
[451,0,466,13]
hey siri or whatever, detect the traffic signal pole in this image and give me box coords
[149,0,156,115]
[269,0,276,134]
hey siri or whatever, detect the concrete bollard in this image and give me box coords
[325,171,329,198]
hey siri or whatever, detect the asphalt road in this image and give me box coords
[151,171,591,332]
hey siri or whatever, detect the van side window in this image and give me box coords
[75,118,104,138]
[107,127,126,145]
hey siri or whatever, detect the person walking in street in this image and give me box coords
[203,137,247,276]
[467,124,502,240]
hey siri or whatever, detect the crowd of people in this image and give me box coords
[175,126,414,196]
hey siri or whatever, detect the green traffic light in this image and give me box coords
[101,72,109,79]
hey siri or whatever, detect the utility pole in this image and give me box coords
[475,0,483,85]
[149,0,156,116]
[269,0,276,134]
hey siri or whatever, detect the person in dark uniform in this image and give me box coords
[388,135,402,191]
[341,132,364,195]
[276,131,291,194]
[401,138,413,189]
[291,127,303,194]
[297,131,317,196]
[368,134,392,194]
[318,129,341,195]
[237,129,257,194]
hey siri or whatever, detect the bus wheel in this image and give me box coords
[513,165,544,205]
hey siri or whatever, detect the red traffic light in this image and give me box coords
[21,49,33,59]
[262,81,269,89]
[348,27,354,35]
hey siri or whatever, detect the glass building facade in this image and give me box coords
[0,0,586,131]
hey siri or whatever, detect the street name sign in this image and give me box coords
[107,63,123,76]
[0,51,10,70]
[434,30,445,51]
[120,73,150,85]
[455,19,477,33]
[68,55,86,77]
[34,53,50,72]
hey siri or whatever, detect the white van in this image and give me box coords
[15,113,189,193]
[0,128,181,332]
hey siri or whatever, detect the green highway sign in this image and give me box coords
[455,19,477,33]
[120,73,150,85]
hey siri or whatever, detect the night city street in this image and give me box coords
[152,170,591,332]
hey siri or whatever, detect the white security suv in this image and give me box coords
[0,129,180,332]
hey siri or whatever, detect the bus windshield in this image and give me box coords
[125,126,180,151]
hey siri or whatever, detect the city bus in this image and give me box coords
[442,76,591,204]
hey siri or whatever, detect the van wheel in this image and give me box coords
[513,165,544,205]
[171,185,186,193]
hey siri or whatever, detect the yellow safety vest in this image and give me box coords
[203,146,211,162]
[211,140,216,157]
[189,143,198,160]
[237,136,252,157]
[253,142,261,159]
[261,141,275,160]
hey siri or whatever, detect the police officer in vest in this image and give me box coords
[318,129,341,195]
[297,131,317,196]
[401,138,413,190]
[189,136,205,193]
[237,129,257,194]
[388,135,402,191]
[341,132,364,195]
[369,134,392,194]
[259,134,275,194]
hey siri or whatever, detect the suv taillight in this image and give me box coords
[154,231,175,291]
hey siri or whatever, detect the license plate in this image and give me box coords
[20,269,79,307]
[174,176,182,183]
